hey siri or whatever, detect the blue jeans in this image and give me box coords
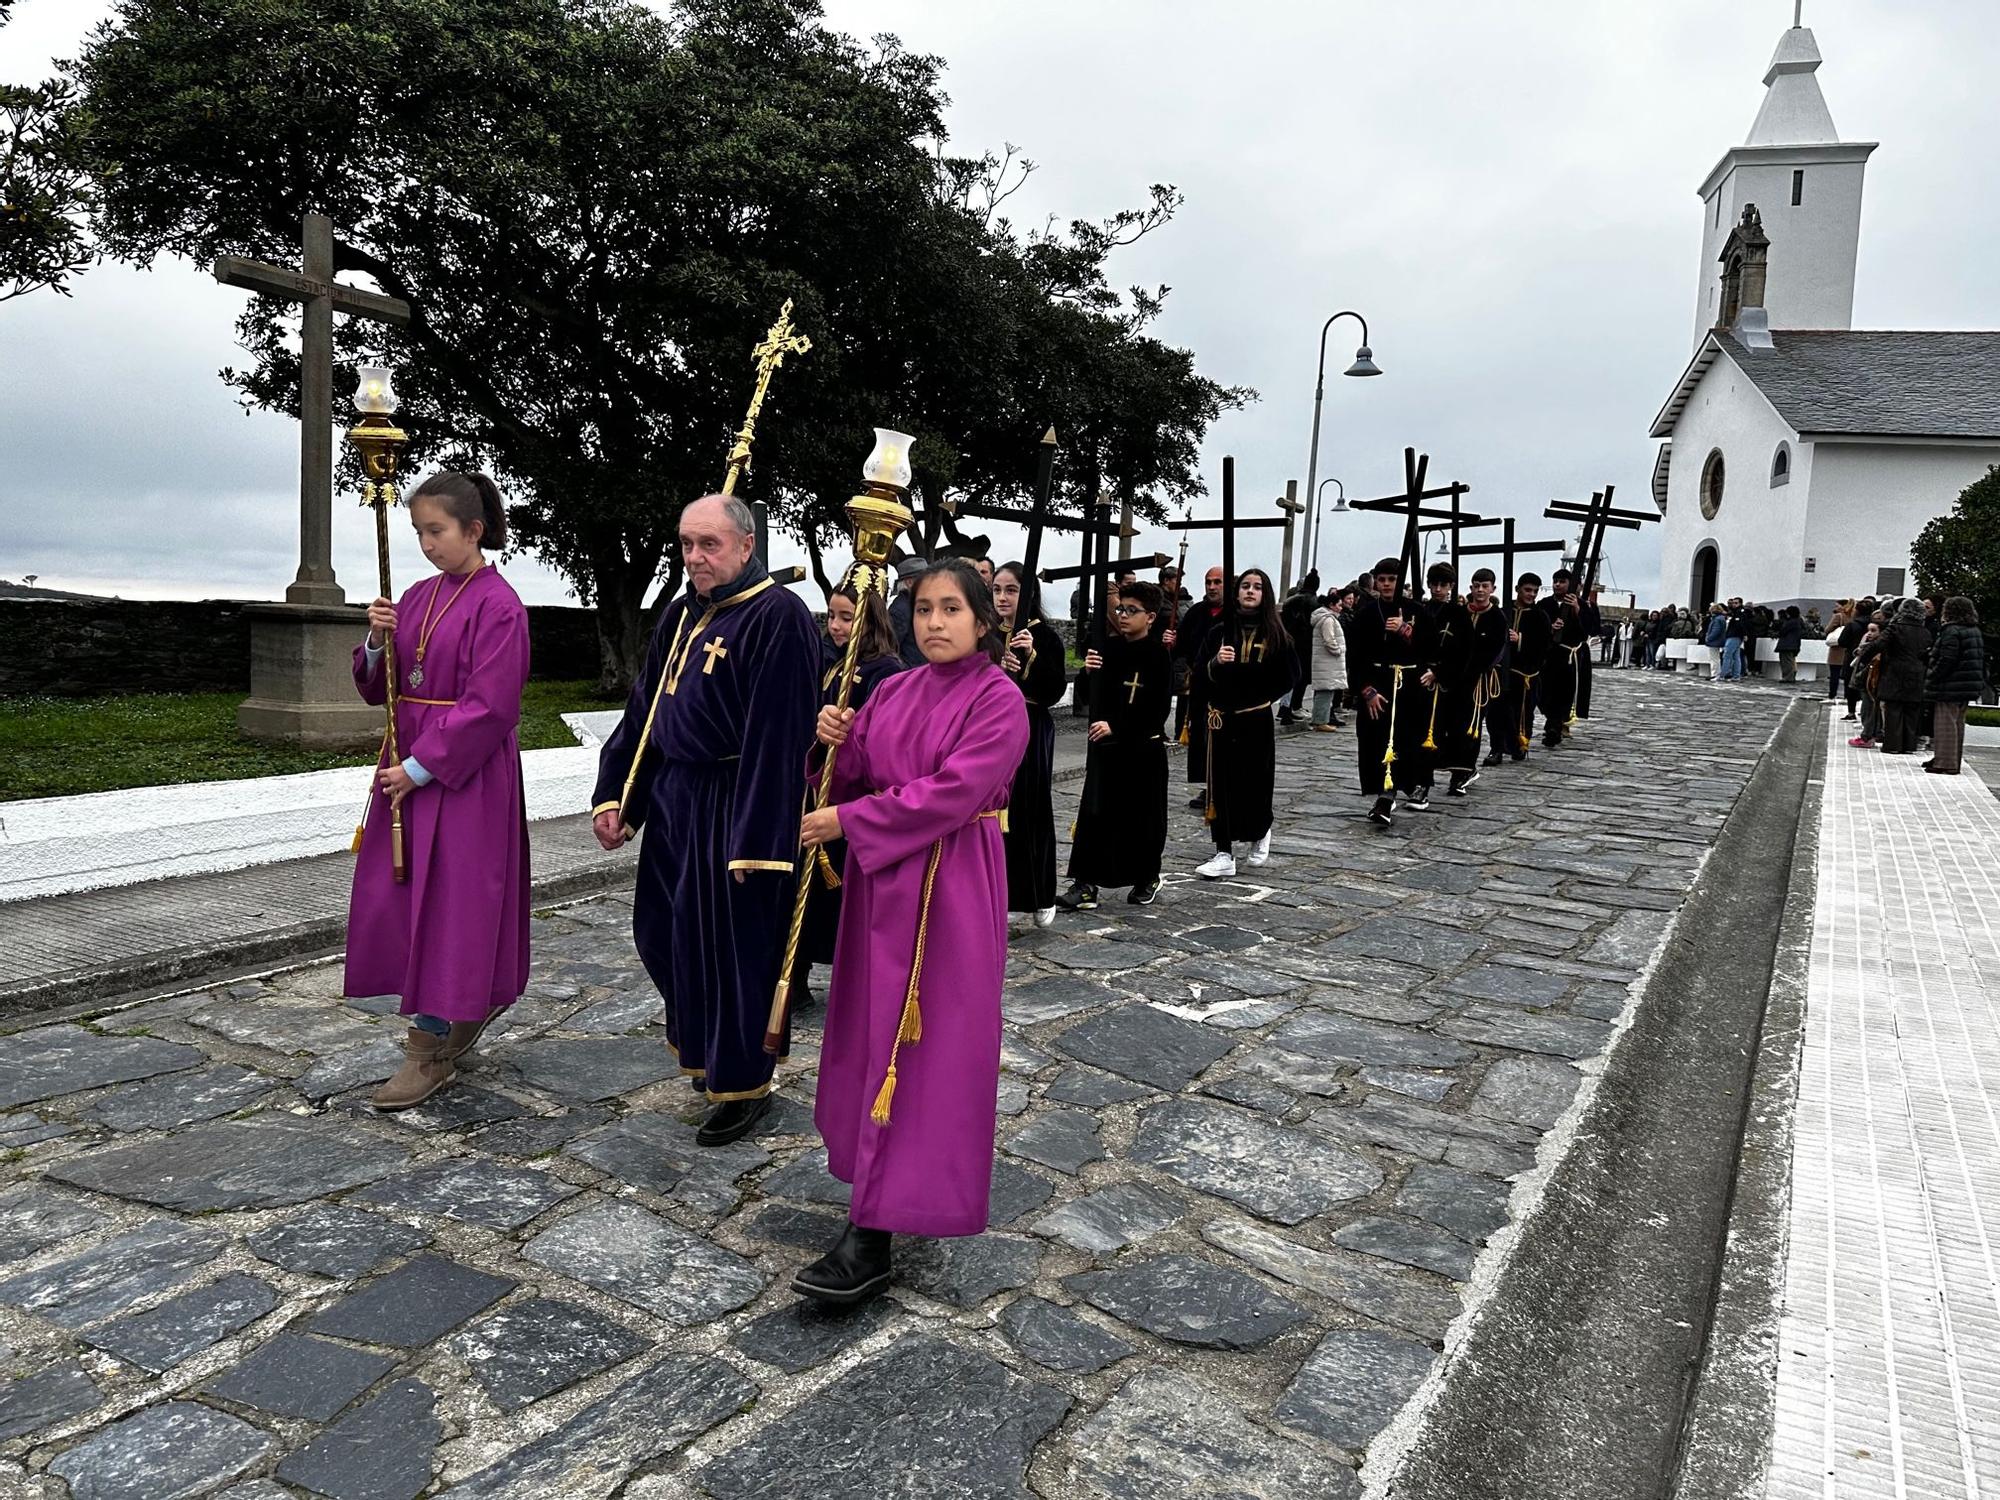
[1720,639,1744,679]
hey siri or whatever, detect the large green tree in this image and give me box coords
[1,0,96,301]
[74,0,1242,688]
[1911,464,2000,636]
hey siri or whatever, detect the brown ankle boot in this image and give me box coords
[440,1012,498,1062]
[371,1028,456,1111]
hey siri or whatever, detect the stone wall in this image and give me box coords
[0,598,616,697]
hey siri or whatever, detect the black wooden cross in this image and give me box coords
[214,212,411,606]
[1456,516,1566,601]
[1039,550,1170,584]
[1346,448,1472,595]
[1176,455,1287,594]
[1543,483,1659,595]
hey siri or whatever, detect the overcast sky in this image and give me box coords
[3,0,1997,608]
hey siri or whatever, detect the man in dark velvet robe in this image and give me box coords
[1172,567,1228,807]
[592,495,818,1145]
[1061,581,1172,910]
[1536,568,1589,747]
[1488,573,1551,764]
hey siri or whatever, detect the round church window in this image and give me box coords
[1700,449,1725,520]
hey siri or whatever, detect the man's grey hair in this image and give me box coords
[688,493,758,538]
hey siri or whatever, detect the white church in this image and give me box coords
[1650,20,2000,612]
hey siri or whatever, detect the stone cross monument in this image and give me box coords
[213,213,413,747]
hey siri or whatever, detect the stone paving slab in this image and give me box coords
[0,675,1792,1497]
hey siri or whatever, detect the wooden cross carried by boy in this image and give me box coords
[1346,448,1473,595]
[213,212,412,606]
[1543,484,1659,595]
[1456,516,1567,600]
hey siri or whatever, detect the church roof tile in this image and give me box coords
[1654,330,2000,442]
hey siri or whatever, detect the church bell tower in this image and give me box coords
[1691,20,1876,348]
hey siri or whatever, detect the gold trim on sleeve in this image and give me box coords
[728,858,795,873]
[590,800,622,817]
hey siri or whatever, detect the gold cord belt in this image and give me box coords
[1469,667,1501,735]
[400,696,457,707]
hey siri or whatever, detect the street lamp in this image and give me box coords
[1312,478,1345,573]
[1300,310,1380,576]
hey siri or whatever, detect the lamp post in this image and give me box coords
[1299,311,1380,577]
[346,364,411,882]
[1311,478,1345,574]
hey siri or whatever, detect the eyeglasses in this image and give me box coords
[1112,605,1145,617]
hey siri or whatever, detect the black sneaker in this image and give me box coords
[1404,789,1431,811]
[1446,773,1472,797]
[1127,878,1161,906]
[1368,798,1395,827]
[1186,792,1207,809]
[1482,753,1503,767]
[1056,881,1099,912]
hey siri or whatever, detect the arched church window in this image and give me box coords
[1700,449,1725,520]
[1770,443,1790,487]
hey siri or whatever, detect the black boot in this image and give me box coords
[696,1094,772,1146]
[792,1221,893,1305]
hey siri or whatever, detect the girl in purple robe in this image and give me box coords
[347,471,531,1111]
[793,561,1028,1303]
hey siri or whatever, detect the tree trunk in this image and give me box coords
[590,544,667,695]
[803,527,836,599]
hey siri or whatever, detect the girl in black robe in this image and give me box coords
[992,562,1067,924]
[1197,568,1293,879]
[796,583,904,1006]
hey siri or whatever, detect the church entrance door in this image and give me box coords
[1691,544,1719,611]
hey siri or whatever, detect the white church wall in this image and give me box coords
[1694,156,1867,347]
[1803,442,1999,602]
[1658,356,1809,608]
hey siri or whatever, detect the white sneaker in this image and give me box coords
[1034,906,1058,929]
[1245,834,1271,867]
[1196,850,1237,879]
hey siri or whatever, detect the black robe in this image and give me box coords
[1536,593,1589,744]
[1349,592,1426,796]
[1575,600,1603,717]
[799,645,903,975]
[1069,633,1172,888]
[1493,602,1553,759]
[1443,601,1508,774]
[1202,619,1292,847]
[1174,599,1228,779]
[1412,597,1470,781]
[1002,619,1068,911]
[589,560,819,1099]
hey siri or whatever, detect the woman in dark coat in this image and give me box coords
[1875,597,1932,755]
[1925,597,1987,774]
[991,562,1067,924]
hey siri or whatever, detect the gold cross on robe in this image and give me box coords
[1124,672,1144,704]
[701,637,729,674]
[1244,631,1267,662]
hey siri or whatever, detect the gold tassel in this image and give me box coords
[870,1066,898,1125]
[351,824,365,853]
[1382,665,1403,793]
[869,839,945,1127]
[815,846,841,890]
[1421,683,1439,751]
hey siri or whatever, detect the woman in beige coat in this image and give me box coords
[1309,592,1348,730]
[1824,598,1855,701]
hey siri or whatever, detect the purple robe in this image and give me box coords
[345,566,530,1023]
[815,653,1029,1237]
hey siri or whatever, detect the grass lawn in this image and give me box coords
[1971,706,2000,728]
[0,680,620,802]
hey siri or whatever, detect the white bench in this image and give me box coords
[1659,638,1828,680]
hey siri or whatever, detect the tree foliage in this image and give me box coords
[1911,464,2000,634]
[73,0,1245,688]
[1,1,97,301]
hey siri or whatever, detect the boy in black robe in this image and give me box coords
[1350,557,1425,827]
[1536,568,1588,747]
[1443,566,1508,794]
[1172,567,1228,807]
[1060,581,1172,910]
[1408,562,1468,806]
[1487,573,1551,764]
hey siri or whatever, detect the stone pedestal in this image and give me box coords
[236,603,381,750]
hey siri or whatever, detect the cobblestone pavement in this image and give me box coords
[1764,711,2000,1499]
[0,674,1791,1500]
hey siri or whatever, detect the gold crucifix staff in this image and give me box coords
[764,429,917,1055]
[613,302,812,832]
